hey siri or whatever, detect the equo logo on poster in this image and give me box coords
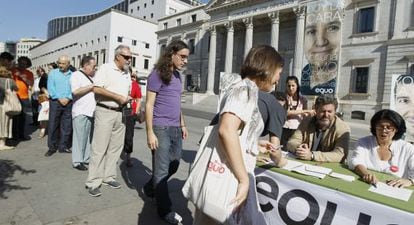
[315,88,334,94]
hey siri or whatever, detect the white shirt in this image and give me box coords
[94,62,131,108]
[70,70,95,118]
[348,135,414,179]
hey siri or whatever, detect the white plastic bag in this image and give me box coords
[182,125,238,223]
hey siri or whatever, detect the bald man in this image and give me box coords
[45,55,74,157]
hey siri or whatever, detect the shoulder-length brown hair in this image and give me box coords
[154,40,188,84]
[240,45,284,86]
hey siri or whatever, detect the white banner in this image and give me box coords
[255,168,414,225]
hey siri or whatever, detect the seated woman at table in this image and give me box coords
[348,109,414,188]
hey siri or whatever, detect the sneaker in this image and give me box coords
[164,211,182,225]
[88,187,101,197]
[102,180,121,189]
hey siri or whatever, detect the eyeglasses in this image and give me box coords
[176,54,188,61]
[119,54,132,60]
[375,125,396,132]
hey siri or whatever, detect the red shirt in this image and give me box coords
[130,80,142,114]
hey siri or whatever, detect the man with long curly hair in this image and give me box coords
[144,40,189,224]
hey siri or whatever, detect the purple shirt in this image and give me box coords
[147,70,182,126]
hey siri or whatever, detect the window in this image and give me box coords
[188,39,195,54]
[132,40,137,46]
[357,7,375,33]
[410,64,414,75]
[131,9,133,13]
[163,22,168,30]
[151,13,154,18]
[144,3,146,8]
[144,16,146,19]
[353,67,369,93]
[152,0,154,4]
[132,56,136,67]
[351,111,365,120]
[176,18,182,26]
[137,6,140,10]
[191,14,197,23]
[144,59,149,69]
[145,43,150,49]
[117,36,123,42]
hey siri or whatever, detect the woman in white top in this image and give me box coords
[281,76,315,148]
[193,45,284,225]
[349,109,414,188]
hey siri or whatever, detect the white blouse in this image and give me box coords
[348,135,414,179]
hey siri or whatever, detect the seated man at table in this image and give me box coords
[286,94,350,162]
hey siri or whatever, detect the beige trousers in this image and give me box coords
[85,107,125,189]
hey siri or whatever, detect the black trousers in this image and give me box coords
[123,114,136,154]
[31,98,39,125]
[47,100,73,151]
[12,99,30,139]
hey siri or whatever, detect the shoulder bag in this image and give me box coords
[182,124,248,223]
[3,79,22,116]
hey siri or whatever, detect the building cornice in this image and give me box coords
[156,20,206,36]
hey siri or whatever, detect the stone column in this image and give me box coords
[197,27,206,59]
[268,12,280,50]
[207,26,217,95]
[224,21,234,73]
[243,17,253,58]
[392,0,405,39]
[293,6,306,79]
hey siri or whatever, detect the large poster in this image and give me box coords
[300,0,344,95]
[390,74,414,143]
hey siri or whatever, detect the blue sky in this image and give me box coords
[0,0,209,42]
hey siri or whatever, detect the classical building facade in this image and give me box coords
[157,0,414,123]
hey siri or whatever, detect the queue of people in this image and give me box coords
[1,39,414,225]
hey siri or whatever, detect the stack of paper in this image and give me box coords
[368,182,413,201]
[281,160,332,179]
[329,172,355,182]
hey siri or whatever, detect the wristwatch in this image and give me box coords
[310,152,315,161]
[409,178,414,186]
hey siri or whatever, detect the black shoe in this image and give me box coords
[19,136,31,141]
[73,164,88,171]
[44,150,56,157]
[59,149,72,153]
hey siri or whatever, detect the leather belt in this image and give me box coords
[97,103,122,112]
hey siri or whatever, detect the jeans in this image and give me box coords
[47,100,73,151]
[152,126,182,218]
[72,115,93,166]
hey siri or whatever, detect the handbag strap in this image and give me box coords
[5,78,11,90]
[79,70,94,84]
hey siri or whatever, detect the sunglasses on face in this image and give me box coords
[119,54,132,60]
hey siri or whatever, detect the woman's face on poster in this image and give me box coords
[395,77,414,137]
[304,6,342,68]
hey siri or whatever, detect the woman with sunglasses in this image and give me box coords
[349,109,414,188]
